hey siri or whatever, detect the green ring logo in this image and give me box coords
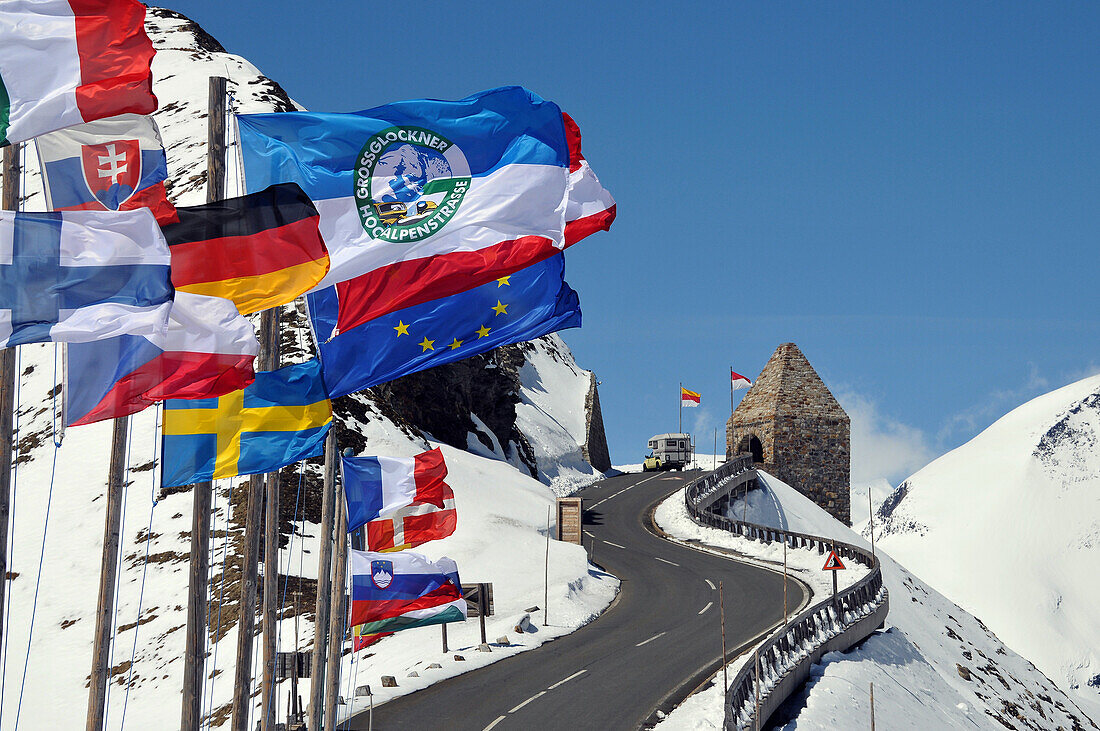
[354,125,471,243]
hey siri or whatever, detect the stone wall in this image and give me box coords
[582,373,612,473]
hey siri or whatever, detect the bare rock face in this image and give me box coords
[583,373,612,473]
[727,343,851,525]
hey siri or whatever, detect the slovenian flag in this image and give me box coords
[0,0,157,145]
[681,387,701,407]
[64,292,259,427]
[36,113,178,225]
[349,550,466,635]
[237,86,614,334]
[341,448,450,532]
[162,183,330,315]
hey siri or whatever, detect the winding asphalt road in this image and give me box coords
[350,469,805,730]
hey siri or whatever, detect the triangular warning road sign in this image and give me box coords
[822,550,846,571]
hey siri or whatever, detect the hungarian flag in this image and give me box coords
[37,113,178,225]
[731,369,752,390]
[65,292,259,427]
[0,0,157,146]
[350,550,466,635]
[681,386,701,407]
[163,183,330,314]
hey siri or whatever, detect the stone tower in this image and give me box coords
[726,343,851,525]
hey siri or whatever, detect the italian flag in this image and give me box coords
[0,0,157,146]
[681,386,701,407]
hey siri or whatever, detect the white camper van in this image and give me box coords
[642,433,694,471]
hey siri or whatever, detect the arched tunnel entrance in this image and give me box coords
[738,434,764,464]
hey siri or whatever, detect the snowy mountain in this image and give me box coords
[874,373,1100,719]
[654,472,1097,730]
[0,7,611,729]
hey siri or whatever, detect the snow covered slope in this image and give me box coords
[512,334,604,493]
[874,374,1100,718]
[655,473,1096,731]
[0,8,614,729]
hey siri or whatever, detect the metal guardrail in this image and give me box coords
[683,456,890,731]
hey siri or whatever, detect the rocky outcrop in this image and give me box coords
[583,373,611,472]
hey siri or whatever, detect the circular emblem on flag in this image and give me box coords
[354,126,471,243]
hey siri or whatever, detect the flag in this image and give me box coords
[0,208,171,348]
[351,624,391,651]
[562,112,617,246]
[349,550,466,634]
[162,183,330,314]
[306,254,580,398]
[731,370,752,390]
[364,487,457,553]
[160,359,332,487]
[681,387,701,407]
[65,292,259,427]
[0,0,156,145]
[238,86,614,333]
[36,113,177,225]
[341,448,449,531]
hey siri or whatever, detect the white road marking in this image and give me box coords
[508,690,547,713]
[584,530,595,538]
[654,557,680,566]
[591,473,663,507]
[603,540,625,549]
[636,631,667,647]
[705,579,716,590]
[484,716,507,730]
[699,601,713,615]
[547,669,588,690]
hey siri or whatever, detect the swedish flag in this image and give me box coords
[161,360,332,488]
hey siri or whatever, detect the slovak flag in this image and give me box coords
[731,370,752,390]
[350,550,467,635]
[36,113,178,225]
[681,386,701,407]
[341,448,451,533]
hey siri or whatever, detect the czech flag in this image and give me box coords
[163,183,330,315]
[65,292,258,427]
[350,550,466,635]
[681,386,701,407]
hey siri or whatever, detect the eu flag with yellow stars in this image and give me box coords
[307,254,581,398]
[161,359,332,487]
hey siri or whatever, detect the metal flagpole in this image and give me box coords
[182,75,227,731]
[868,489,875,559]
[719,581,727,694]
[309,429,338,731]
[0,142,21,677]
[86,416,130,731]
[543,505,550,626]
[678,382,682,434]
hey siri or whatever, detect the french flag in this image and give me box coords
[341,448,450,533]
[65,292,259,427]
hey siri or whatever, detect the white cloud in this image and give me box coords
[837,390,936,485]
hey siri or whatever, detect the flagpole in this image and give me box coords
[309,429,338,731]
[323,494,348,730]
[86,415,130,731]
[182,75,226,731]
[259,312,282,731]
[678,382,682,434]
[0,142,20,679]
[730,365,733,415]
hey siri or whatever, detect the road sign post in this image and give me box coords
[822,545,846,615]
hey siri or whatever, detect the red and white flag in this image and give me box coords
[0,0,157,145]
[681,386,701,407]
[731,370,752,390]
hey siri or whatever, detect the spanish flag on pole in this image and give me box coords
[680,386,701,407]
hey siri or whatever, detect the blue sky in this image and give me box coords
[174,1,1099,481]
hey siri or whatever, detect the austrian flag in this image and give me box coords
[0,0,157,145]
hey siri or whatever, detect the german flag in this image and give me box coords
[163,183,329,314]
